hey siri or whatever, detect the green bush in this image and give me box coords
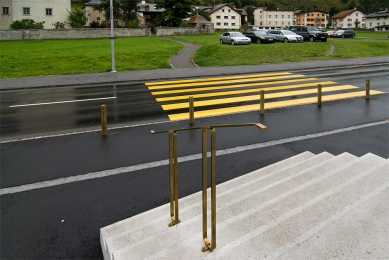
[10,19,45,29]
[127,20,140,28]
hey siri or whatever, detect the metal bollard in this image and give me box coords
[366,78,370,100]
[101,104,107,136]
[260,90,265,115]
[189,96,194,125]
[318,84,322,107]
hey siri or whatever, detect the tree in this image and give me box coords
[10,19,45,29]
[246,5,255,25]
[192,9,211,22]
[68,8,89,28]
[95,0,138,26]
[154,0,193,27]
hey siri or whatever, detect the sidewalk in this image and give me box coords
[1,56,388,90]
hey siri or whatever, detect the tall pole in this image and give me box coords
[110,0,116,72]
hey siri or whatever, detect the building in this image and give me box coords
[0,0,71,30]
[208,3,242,30]
[253,8,295,29]
[83,0,105,26]
[295,10,328,28]
[83,0,163,27]
[364,9,389,31]
[331,9,365,29]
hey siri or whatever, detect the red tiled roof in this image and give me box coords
[332,9,355,19]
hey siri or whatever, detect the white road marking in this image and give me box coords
[9,97,116,107]
[0,120,388,196]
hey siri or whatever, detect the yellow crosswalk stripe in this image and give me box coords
[161,85,359,110]
[155,81,336,102]
[145,72,292,86]
[147,74,306,90]
[167,90,384,121]
[151,78,320,95]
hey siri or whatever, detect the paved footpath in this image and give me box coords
[1,56,388,90]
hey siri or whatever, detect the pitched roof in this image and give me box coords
[209,3,237,14]
[187,13,212,24]
[332,9,361,19]
[365,9,389,18]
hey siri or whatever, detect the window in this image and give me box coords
[216,15,220,19]
[216,22,221,26]
[356,13,358,16]
[260,15,262,19]
[224,16,228,19]
[23,7,30,15]
[224,22,228,26]
[268,15,271,18]
[46,8,52,15]
[288,15,290,18]
[231,16,235,19]
[275,15,278,18]
[307,14,310,16]
[282,15,284,18]
[222,9,224,12]
[97,17,100,20]
[231,23,236,26]
[228,9,230,12]
[2,7,9,14]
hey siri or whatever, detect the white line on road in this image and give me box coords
[0,120,388,196]
[9,97,116,107]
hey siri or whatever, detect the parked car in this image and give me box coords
[243,30,275,44]
[220,32,251,45]
[326,30,335,37]
[288,25,328,42]
[332,29,356,38]
[267,30,303,43]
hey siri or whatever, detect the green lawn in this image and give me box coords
[1,32,388,79]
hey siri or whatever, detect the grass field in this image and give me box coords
[1,31,388,79]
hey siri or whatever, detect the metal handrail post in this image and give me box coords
[168,131,180,227]
[201,128,217,252]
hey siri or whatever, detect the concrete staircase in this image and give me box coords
[100,151,389,260]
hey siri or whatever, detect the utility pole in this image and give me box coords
[110,0,116,72]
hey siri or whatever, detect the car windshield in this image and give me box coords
[230,32,244,37]
[253,31,267,36]
[283,31,295,35]
[336,30,345,33]
[307,26,318,30]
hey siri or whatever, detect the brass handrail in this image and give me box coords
[151,123,267,252]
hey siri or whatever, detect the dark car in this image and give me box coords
[332,29,356,38]
[243,30,275,44]
[288,25,327,42]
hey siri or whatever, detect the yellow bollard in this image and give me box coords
[260,90,265,115]
[366,78,370,100]
[101,104,107,136]
[318,84,322,107]
[189,96,194,125]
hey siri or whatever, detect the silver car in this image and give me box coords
[220,32,251,45]
[267,30,303,43]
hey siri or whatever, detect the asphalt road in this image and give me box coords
[1,57,388,259]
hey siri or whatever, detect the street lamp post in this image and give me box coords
[110,0,116,72]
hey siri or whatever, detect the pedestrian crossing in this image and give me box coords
[146,72,384,121]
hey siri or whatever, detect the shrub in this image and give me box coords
[127,20,140,28]
[10,19,45,29]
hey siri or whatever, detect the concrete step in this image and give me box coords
[100,152,389,260]
[101,151,317,259]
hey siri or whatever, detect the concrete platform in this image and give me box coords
[100,151,389,260]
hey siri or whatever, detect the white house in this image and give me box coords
[208,3,241,30]
[331,8,365,28]
[364,9,389,31]
[0,0,71,29]
[253,8,295,29]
